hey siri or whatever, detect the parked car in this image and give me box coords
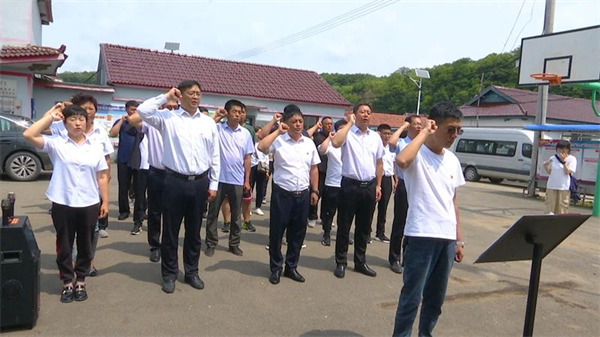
[0,113,53,181]
[450,128,535,184]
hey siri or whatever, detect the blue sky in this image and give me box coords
[44,0,599,76]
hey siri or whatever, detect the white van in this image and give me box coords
[450,128,534,184]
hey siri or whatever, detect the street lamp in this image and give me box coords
[409,69,430,115]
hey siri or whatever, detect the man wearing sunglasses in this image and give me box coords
[392,101,465,337]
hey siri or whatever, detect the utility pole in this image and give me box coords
[527,0,555,197]
[476,72,485,128]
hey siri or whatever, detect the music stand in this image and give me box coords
[474,214,591,337]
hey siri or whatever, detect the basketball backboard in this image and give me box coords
[517,25,600,87]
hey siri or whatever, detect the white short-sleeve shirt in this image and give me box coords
[320,144,342,188]
[40,135,108,207]
[546,155,577,190]
[382,144,396,177]
[142,122,164,170]
[340,125,384,181]
[401,146,465,240]
[51,121,114,157]
[269,133,321,192]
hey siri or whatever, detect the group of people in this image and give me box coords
[26,79,469,336]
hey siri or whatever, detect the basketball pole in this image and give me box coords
[527,0,555,197]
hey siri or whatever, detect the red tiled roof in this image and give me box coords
[100,44,351,107]
[369,112,406,128]
[460,85,600,124]
[1,44,66,58]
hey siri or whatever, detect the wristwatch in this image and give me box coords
[456,241,465,248]
[311,190,319,196]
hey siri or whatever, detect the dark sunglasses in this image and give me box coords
[446,126,463,135]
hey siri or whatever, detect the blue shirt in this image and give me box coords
[113,119,137,164]
[217,123,254,185]
[395,136,412,179]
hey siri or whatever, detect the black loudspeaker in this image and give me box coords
[1,216,40,330]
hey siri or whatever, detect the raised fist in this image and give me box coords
[273,113,282,122]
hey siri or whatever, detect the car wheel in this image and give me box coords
[489,178,504,184]
[5,152,42,181]
[464,166,480,182]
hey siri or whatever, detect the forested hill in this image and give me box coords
[321,48,589,114]
[56,48,589,114]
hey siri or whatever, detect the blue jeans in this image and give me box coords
[393,237,455,337]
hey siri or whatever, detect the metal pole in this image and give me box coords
[527,0,555,197]
[523,241,544,337]
[416,77,422,115]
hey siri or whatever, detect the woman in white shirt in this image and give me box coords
[543,140,577,214]
[23,103,109,303]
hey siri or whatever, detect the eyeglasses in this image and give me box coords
[185,91,201,97]
[446,126,463,135]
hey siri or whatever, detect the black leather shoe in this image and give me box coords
[229,246,244,256]
[334,264,346,279]
[355,263,377,277]
[390,261,403,274]
[162,279,176,294]
[149,249,161,263]
[74,284,88,301]
[88,266,98,277]
[185,275,205,290]
[60,286,74,303]
[283,268,305,283]
[205,246,215,257]
[118,212,130,220]
[269,270,281,285]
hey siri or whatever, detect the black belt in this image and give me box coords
[342,177,376,188]
[165,167,208,181]
[274,184,308,198]
[149,166,165,174]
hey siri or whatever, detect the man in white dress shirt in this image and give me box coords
[331,102,384,279]
[258,104,320,285]
[137,80,220,294]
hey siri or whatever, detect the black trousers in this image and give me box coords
[160,171,209,281]
[205,183,243,248]
[269,184,309,273]
[374,175,393,237]
[250,165,268,209]
[320,185,340,234]
[51,202,99,283]
[335,177,377,266]
[147,167,165,252]
[389,179,408,265]
[117,162,135,214]
[308,172,326,220]
[133,169,148,224]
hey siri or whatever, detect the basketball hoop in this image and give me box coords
[530,73,562,85]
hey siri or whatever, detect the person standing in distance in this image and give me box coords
[258,104,320,285]
[392,102,465,337]
[109,100,139,221]
[543,140,577,214]
[331,103,384,279]
[128,98,179,262]
[137,80,220,294]
[372,123,396,243]
[308,117,333,228]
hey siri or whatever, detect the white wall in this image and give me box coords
[32,86,114,119]
[1,74,31,117]
[0,0,40,45]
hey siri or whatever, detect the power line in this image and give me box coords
[228,0,399,60]
[510,0,538,50]
[501,0,527,53]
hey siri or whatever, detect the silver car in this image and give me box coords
[0,113,53,181]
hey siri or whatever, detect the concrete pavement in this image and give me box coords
[1,167,598,337]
